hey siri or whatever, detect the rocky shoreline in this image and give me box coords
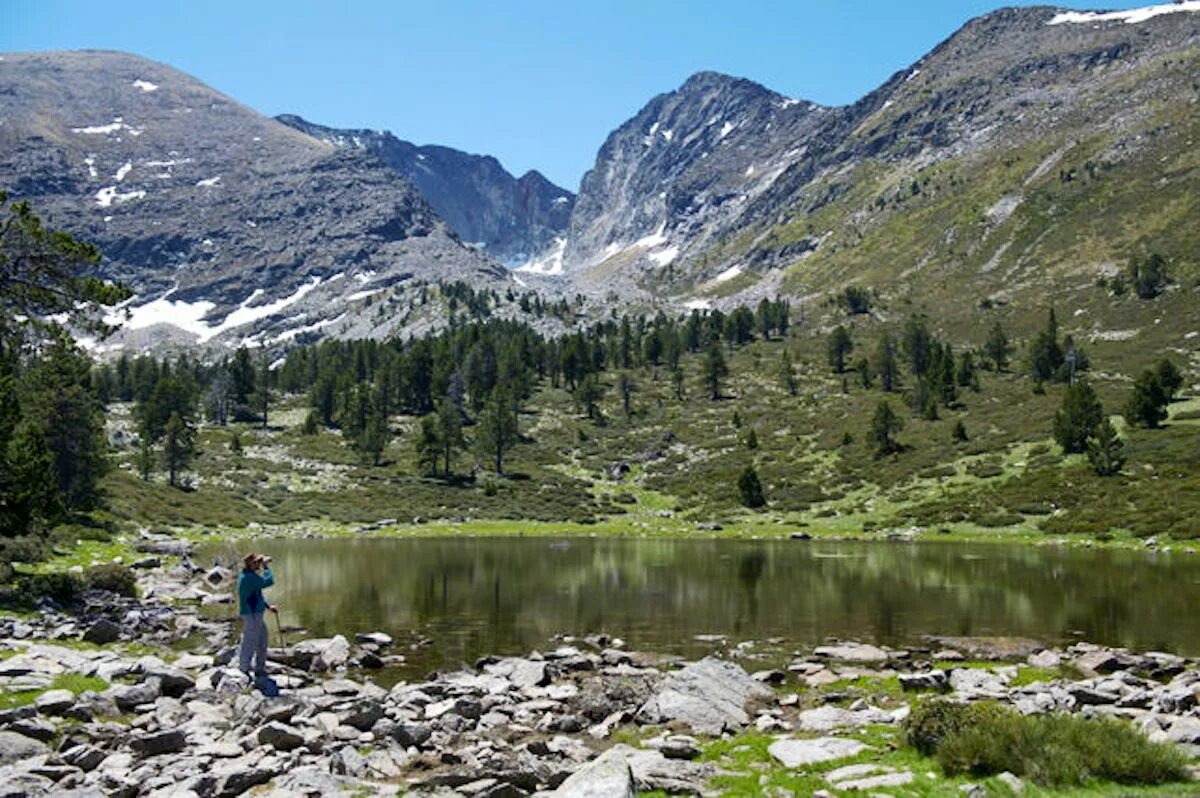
[1,534,1198,797]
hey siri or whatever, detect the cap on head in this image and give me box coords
[243,553,259,569]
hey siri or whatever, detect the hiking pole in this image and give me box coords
[273,609,286,654]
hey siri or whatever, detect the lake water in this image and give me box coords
[201,537,1200,676]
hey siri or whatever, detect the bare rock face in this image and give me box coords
[552,748,636,798]
[0,50,509,351]
[278,114,574,268]
[636,656,772,735]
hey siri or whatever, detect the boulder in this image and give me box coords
[510,659,550,689]
[768,737,872,767]
[257,721,304,751]
[637,657,772,735]
[82,618,121,644]
[313,635,350,672]
[797,704,893,732]
[553,748,635,797]
[392,721,433,748]
[109,677,162,711]
[130,728,187,756]
[338,699,384,731]
[61,744,107,772]
[7,716,56,741]
[144,666,196,697]
[34,688,76,715]
[354,632,393,648]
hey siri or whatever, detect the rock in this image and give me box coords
[998,771,1025,794]
[392,721,433,748]
[0,773,55,796]
[257,721,304,751]
[338,699,384,731]
[797,704,893,732]
[144,665,196,697]
[34,688,76,715]
[330,745,368,777]
[840,771,915,790]
[216,765,273,797]
[510,659,550,689]
[109,677,162,711]
[260,766,373,797]
[313,635,350,672]
[355,632,393,648]
[1074,648,1138,677]
[62,744,107,772]
[751,669,786,685]
[813,642,891,663]
[949,668,1008,700]
[637,657,772,735]
[552,748,636,797]
[130,729,187,756]
[767,737,871,767]
[210,668,251,695]
[322,678,361,696]
[8,716,57,741]
[82,618,121,644]
[1068,684,1120,705]
[899,670,949,691]
[1028,649,1062,669]
[658,735,701,760]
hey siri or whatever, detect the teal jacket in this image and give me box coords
[237,567,274,616]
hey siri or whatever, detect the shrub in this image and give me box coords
[84,563,137,597]
[907,699,1189,787]
[13,571,84,606]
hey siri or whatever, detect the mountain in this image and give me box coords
[0,50,510,352]
[559,3,1200,329]
[276,114,574,268]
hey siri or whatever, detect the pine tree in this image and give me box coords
[827,326,853,373]
[1086,418,1125,476]
[617,373,635,418]
[477,386,518,475]
[745,429,758,450]
[902,315,933,377]
[874,333,899,392]
[1053,380,1103,453]
[575,374,604,420]
[1029,309,1064,382]
[1155,358,1183,402]
[161,411,195,488]
[415,415,442,477]
[778,349,798,396]
[870,400,904,457]
[1124,369,1168,429]
[984,322,1012,372]
[737,465,766,508]
[437,397,463,476]
[703,341,728,401]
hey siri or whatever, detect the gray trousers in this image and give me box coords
[239,613,269,675]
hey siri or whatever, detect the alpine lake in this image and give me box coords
[200,537,1200,680]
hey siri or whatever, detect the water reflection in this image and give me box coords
[201,538,1200,675]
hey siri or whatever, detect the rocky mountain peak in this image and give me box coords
[275,114,574,267]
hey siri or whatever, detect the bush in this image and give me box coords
[906,699,1189,787]
[84,563,137,597]
[13,571,84,606]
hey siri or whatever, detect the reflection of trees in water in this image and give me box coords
[199,538,1200,666]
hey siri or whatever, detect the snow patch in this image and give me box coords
[905,68,922,82]
[72,119,124,135]
[517,237,567,276]
[660,128,674,143]
[270,313,346,344]
[778,98,802,109]
[643,122,660,147]
[144,158,191,168]
[1090,329,1139,342]
[114,278,326,344]
[552,196,570,205]
[132,79,158,92]
[684,299,712,311]
[719,121,735,139]
[346,289,383,302]
[353,270,378,285]
[745,164,756,177]
[714,265,744,283]
[1048,1,1200,25]
[114,162,132,182]
[648,246,679,267]
[196,176,221,187]
[633,224,668,249]
[95,186,145,208]
[83,155,97,179]
[986,194,1021,226]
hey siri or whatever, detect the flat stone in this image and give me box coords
[355,632,393,648]
[552,747,636,797]
[61,743,107,771]
[7,717,56,741]
[768,737,871,767]
[899,671,949,691]
[813,642,891,663]
[826,763,892,784]
[797,704,893,732]
[839,771,915,790]
[637,657,772,735]
[0,729,52,764]
[1028,649,1062,669]
[130,728,187,756]
[34,688,76,715]
[322,678,361,696]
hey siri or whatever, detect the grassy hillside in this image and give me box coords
[96,313,1200,547]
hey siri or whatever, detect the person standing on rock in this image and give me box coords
[237,553,277,678]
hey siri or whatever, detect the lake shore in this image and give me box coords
[2,531,1199,796]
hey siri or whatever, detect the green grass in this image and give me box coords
[0,672,108,710]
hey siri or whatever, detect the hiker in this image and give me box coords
[237,553,277,678]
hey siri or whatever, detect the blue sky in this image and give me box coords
[3,0,1146,190]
